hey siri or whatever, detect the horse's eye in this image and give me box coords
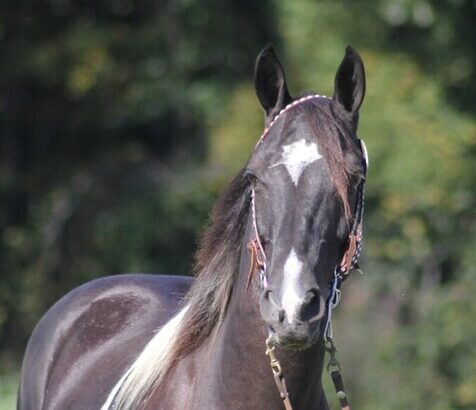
[243,169,258,182]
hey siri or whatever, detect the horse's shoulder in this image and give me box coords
[71,273,193,303]
[32,274,192,351]
[36,273,192,330]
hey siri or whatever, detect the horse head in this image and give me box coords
[248,44,367,349]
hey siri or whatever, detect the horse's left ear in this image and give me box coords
[254,44,292,125]
[333,46,366,126]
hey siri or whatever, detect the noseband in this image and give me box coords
[247,95,368,410]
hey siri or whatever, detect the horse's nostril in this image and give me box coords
[260,289,285,325]
[263,290,282,310]
[303,288,325,323]
[305,289,318,304]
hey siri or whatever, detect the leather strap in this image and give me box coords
[325,339,351,410]
[266,338,294,410]
[339,232,358,275]
[246,239,265,290]
[330,369,350,410]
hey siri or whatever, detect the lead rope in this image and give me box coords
[265,336,294,410]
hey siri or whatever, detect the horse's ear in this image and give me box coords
[333,46,366,125]
[254,44,292,124]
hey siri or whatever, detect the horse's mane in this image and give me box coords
[300,98,363,219]
[106,173,252,409]
[105,97,363,409]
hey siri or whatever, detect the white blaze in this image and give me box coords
[281,248,304,323]
[271,139,322,185]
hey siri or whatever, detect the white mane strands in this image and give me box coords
[101,305,189,410]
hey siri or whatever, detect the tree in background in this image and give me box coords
[0,0,277,364]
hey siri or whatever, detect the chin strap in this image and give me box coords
[265,335,294,410]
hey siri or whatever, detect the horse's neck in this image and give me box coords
[205,225,329,409]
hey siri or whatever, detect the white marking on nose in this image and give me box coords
[270,139,322,185]
[281,248,304,323]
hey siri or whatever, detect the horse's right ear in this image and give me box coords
[254,44,292,125]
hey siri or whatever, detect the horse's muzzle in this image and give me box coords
[259,288,325,348]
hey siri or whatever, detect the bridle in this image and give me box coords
[247,95,368,410]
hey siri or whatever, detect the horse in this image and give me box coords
[18,44,368,410]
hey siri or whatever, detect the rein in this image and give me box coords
[247,95,368,410]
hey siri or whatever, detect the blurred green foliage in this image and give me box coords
[0,372,18,409]
[0,0,475,409]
